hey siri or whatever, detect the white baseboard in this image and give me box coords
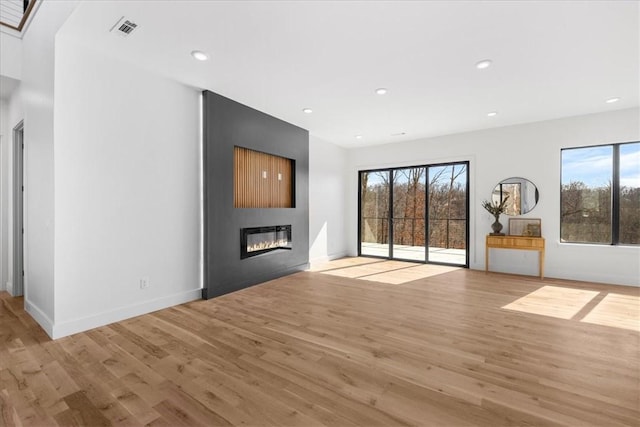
[5,281,13,296]
[469,264,639,287]
[309,251,349,267]
[24,298,54,337]
[547,269,639,287]
[49,289,202,339]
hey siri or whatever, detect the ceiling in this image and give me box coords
[58,0,639,147]
[0,0,24,29]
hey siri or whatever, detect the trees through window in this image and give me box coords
[359,162,469,266]
[561,141,639,245]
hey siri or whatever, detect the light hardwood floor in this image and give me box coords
[1,258,639,426]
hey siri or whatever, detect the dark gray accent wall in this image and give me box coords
[202,91,309,299]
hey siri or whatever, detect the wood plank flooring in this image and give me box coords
[1,257,639,426]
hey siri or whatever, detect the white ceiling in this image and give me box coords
[0,0,24,29]
[58,0,639,147]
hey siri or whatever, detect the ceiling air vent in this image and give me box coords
[110,16,138,37]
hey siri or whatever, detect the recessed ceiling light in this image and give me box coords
[191,50,209,61]
[375,88,388,95]
[605,97,620,104]
[355,135,363,139]
[487,111,498,117]
[475,59,493,70]
[302,108,313,114]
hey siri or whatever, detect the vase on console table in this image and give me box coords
[490,214,505,236]
[482,196,508,236]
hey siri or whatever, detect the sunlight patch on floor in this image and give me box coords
[309,257,389,273]
[581,293,640,332]
[362,264,461,285]
[502,285,600,319]
[316,260,414,279]
[311,258,460,285]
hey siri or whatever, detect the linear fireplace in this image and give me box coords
[241,225,292,259]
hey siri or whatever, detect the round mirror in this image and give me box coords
[491,177,539,215]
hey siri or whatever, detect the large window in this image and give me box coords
[561,141,639,245]
[359,161,469,266]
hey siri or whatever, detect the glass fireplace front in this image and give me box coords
[241,225,292,259]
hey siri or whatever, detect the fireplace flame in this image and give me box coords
[247,239,290,253]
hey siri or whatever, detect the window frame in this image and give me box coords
[357,161,470,267]
[560,140,639,246]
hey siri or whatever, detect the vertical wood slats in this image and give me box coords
[234,146,293,208]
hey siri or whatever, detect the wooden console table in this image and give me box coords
[485,235,545,279]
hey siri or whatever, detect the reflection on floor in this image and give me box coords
[360,242,466,264]
[310,257,461,285]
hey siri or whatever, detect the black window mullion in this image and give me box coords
[357,172,362,256]
[425,166,430,263]
[465,162,470,267]
[388,169,394,259]
[612,144,620,245]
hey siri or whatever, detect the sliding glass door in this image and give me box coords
[359,162,469,267]
[392,168,427,261]
[427,164,468,265]
[360,170,390,257]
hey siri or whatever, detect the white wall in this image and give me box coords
[0,22,23,290]
[1,85,23,297]
[0,29,21,81]
[347,108,640,286]
[309,135,348,264]
[51,36,201,338]
[15,0,79,334]
[0,99,7,292]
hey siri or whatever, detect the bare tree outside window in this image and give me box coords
[360,171,391,256]
[359,162,468,265]
[620,143,640,244]
[561,142,639,245]
[428,165,467,251]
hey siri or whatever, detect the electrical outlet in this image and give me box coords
[140,277,150,290]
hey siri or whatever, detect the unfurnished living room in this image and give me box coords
[0,1,639,426]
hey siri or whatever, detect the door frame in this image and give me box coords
[12,120,24,296]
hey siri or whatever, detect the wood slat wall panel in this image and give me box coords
[234,146,293,208]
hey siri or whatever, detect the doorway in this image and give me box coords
[13,121,24,296]
[358,161,469,267]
